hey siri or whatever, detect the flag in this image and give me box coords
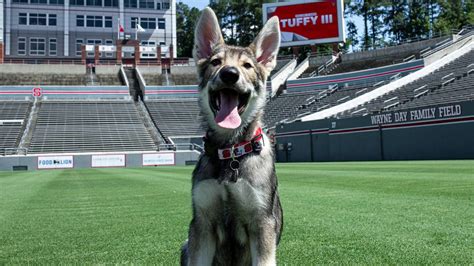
[137,24,145,32]
[119,24,124,33]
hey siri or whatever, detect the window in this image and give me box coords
[86,16,102,27]
[162,0,169,9]
[105,39,113,57]
[104,16,112,28]
[30,0,47,4]
[29,38,46,56]
[19,13,27,25]
[139,0,153,9]
[29,14,47,26]
[13,0,28,3]
[158,18,165,29]
[49,38,57,56]
[49,14,57,26]
[70,0,84,5]
[18,37,27,56]
[76,15,84,27]
[141,17,156,29]
[104,0,117,6]
[86,0,101,6]
[87,39,102,57]
[124,0,136,7]
[50,0,64,5]
[131,17,138,29]
[75,39,83,56]
[156,2,161,10]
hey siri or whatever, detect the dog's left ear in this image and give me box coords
[251,16,281,73]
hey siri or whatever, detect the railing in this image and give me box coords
[3,58,84,65]
[0,148,28,156]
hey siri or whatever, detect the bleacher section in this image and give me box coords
[28,101,157,153]
[0,101,31,153]
[143,74,163,85]
[146,98,203,138]
[264,83,385,127]
[341,50,474,117]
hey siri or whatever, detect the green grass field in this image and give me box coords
[0,161,473,264]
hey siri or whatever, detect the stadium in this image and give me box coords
[0,0,473,264]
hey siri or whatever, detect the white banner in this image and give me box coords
[38,156,74,169]
[91,154,125,168]
[99,45,116,52]
[85,45,95,51]
[143,153,175,166]
[122,46,135,52]
[140,46,156,52]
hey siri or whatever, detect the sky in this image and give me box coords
[179,0,209,9]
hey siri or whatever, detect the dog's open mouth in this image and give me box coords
[210,89,250,129]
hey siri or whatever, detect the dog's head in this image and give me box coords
[194,8,280,141]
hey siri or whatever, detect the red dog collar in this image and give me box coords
[217,127,264,160]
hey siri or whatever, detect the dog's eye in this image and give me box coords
[243,62,253,69]
[211,59,222,66]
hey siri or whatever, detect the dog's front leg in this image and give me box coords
[187,218,216,266]
[249,217,278,266]
[187,179,223,266]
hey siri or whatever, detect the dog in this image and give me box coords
[181,7,283,266]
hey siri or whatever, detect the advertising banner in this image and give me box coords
[142,153,175,166]
[38,156,74,169]
[263,0,345,47]
[91,154,126,168]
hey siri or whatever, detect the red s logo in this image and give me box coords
[32,87,42,97]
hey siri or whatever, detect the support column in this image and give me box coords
[0,43,4,64]
[169,44,174,65]
[134,42,140,65]
[116,40,122,64]
[332,43,340,55]
[156,45,161,65]
[292,46,300,57]
[94,45,99,65]
[81,44,86,65]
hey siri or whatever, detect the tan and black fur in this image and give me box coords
[181,8,282,266]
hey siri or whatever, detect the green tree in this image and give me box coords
[176,2,201,57]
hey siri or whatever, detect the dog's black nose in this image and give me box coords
[220,66,239,84]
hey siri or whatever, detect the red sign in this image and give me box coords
[263,0,345,47]
[32,87,42,97]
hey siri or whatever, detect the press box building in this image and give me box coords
[0,0,177,59]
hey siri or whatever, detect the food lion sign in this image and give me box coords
[38,156,73,169]
[263,0,345,47]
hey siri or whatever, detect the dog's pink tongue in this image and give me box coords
[215,92,241,129]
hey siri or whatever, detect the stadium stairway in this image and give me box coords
[124,67,143,101]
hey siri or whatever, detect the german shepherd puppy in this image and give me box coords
[181,7,283,266]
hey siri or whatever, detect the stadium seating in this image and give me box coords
[340,49,474,117]
[0,101,31,153]
[0,73,122,86]
[145,98,204,139]
[264,82,386,127]
[28,101,157,153]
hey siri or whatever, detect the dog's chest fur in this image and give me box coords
[193,135,275,227]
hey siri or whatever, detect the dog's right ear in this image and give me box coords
[193,7,224,62]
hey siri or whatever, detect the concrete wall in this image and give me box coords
[0,63,85,73]
[171,65,196,75]
[95,65,120,75]
[138,66,162,75]
[0,150,201,171]
[275,100,474,162]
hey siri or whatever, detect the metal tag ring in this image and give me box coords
[230,160,240,171]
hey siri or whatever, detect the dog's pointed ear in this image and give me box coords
[252,16,280,72]
[193,7,224,62]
